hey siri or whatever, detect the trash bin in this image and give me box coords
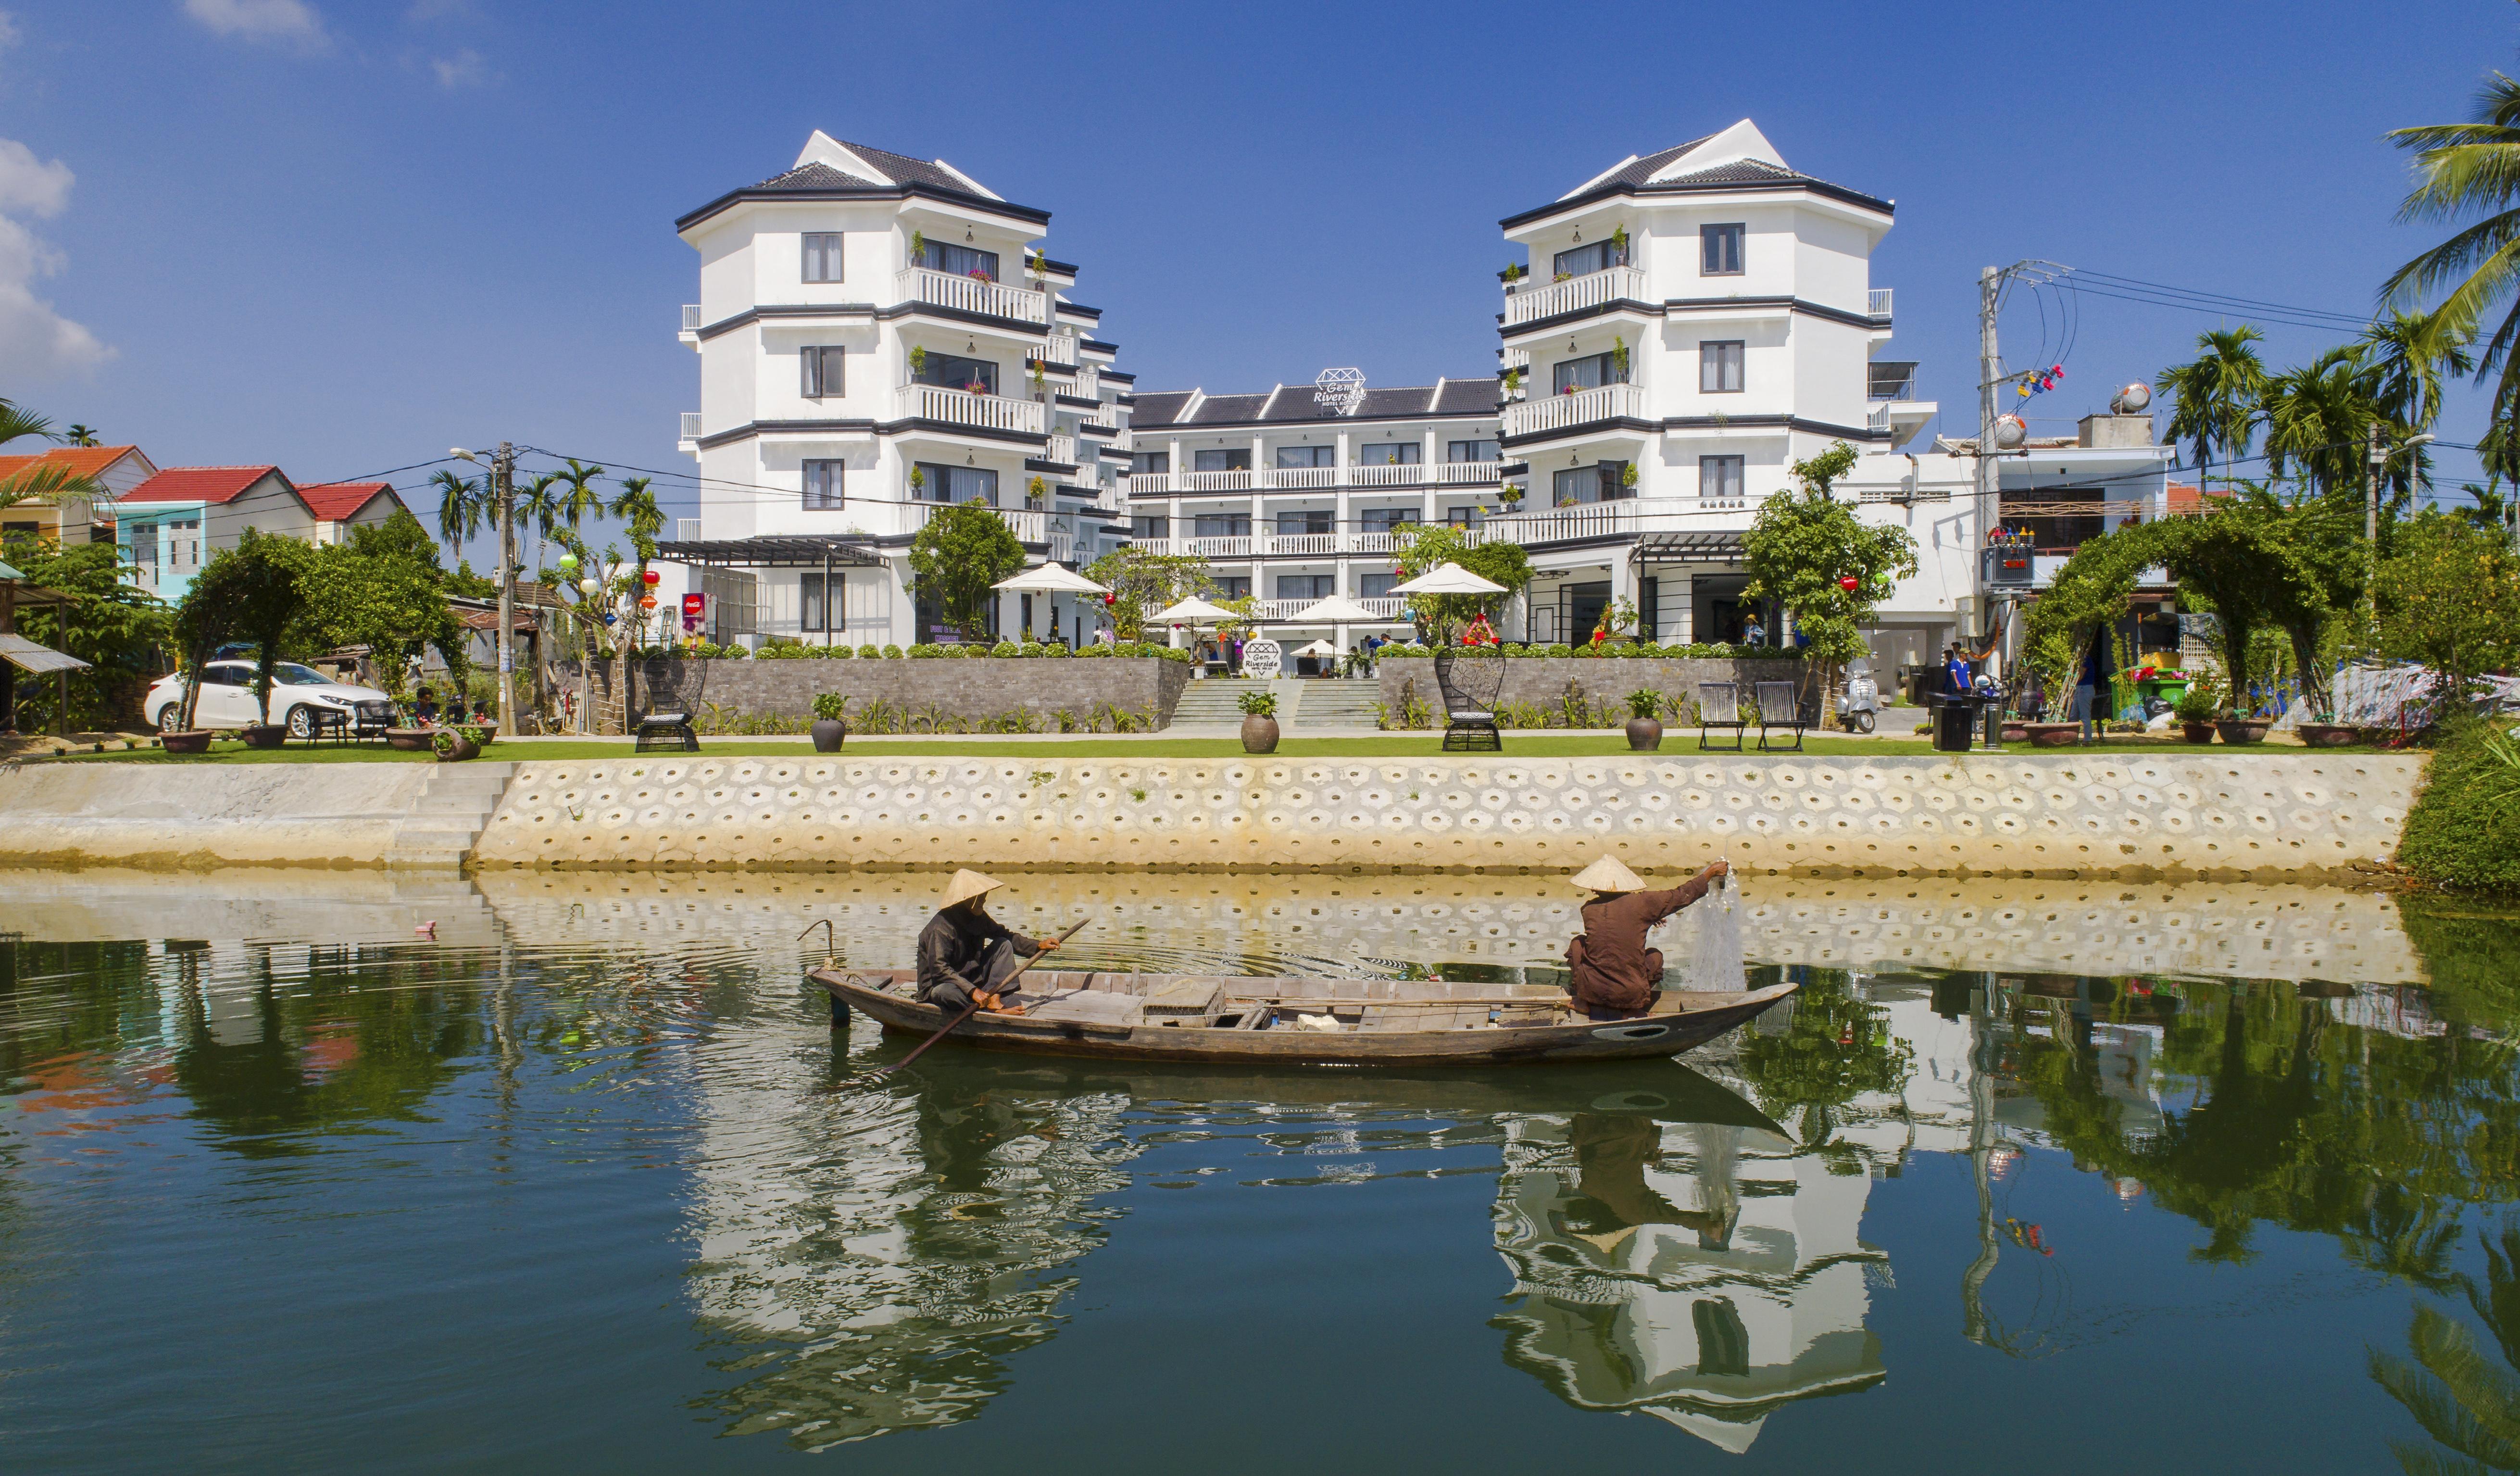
[1932,695,1975,752]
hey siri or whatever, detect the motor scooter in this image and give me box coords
[1837,658,1881,734]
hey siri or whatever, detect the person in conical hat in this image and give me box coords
[1563,854,1728,1021]
[917,869,1057,1016]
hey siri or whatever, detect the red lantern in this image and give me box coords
[641,568,662,587]
[1103,591,1116,606]
[639,594,658,611]
[1838,575,1859,592]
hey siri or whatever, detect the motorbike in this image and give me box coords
[1837,659,1881,734]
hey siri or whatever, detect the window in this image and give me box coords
[917,240,1000,281]
[1276,510,1332,535]
[203,663,248,688]
[800,346,844,399]
[800,573,846,632]
[916,351,996,396]
[1357,442,1421,465]
[1700,341,1745,394]
[1552,240,1614,278]
[914,462,997,505]
[1128,450,1170,475]
[1701,223,1743,275]
[1212,575,1251,600]
[1699,455,1745,502]
[1192,513,1251,538]
[1446,505,1484,528]
[1275,574,1334,600]
[1358,572,1399,599]
[1446,439,1500,463]
[1360,506,1417,533]
[1192,448,1251,472]
[802,233,844,283]
[1130,514,1169,539]
[803,460,844,510]
[1553,351,1624,394]
[1275,444,1335,469]
[1551,463,1627,504]
[167,518,200,566]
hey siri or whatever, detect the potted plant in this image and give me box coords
[909,229,926,263]
[1611,336,1630,381]
[1029,363,1048,400]
[2174,681,2221,744]
[1619,462,1639,494]
[1496,483,1524,510]
[430,726,478,763]
[1501,262,1526,294]
[162,730,213,754]
[1624,689,1663,751]
[810,692,849,752]
[1027,475,1049,509]
[907,467,926,500]
[1502,367,1524,400]
[2216,711,2272,745]
[1609,224,1630,266]
[241,722,288,749]
[1238,688,1279,753]
[909,346,928,377]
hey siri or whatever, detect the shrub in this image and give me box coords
[908,643,940,658]
[1041,644,1067,658]
[1018,641,1044,658]
[881,644,902,659]
[811,692,849,722]
[2173,676,2223,724]
[2399,717,2520,898]
[992,640,1020,657]
[1238,688,1278,717]
[827,644,852,659]
[859,644,881,659]
[1545,643,1572,657]
[1626,688,1660,719]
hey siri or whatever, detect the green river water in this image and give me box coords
[3,869,2519,1472]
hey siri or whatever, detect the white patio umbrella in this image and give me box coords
[1149,595,1240,661]
[1293,639,1338,657]
[1389,561,1507,595]
[991,563,1107,643]
[1285,595,1384,670]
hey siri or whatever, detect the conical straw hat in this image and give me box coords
[940,868,1007,908]
[1571,856,1647,894]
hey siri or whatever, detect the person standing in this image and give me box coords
[2075,633,2106,744]
[916,869,1057,1017]
[1742,614,1766,648]
[1562,856,1730,1021]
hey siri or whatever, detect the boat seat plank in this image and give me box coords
[1005,988,1145,1026]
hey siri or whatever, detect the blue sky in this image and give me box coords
[2,0,2514,565]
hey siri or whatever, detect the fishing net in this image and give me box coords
[1683,864,1743,991]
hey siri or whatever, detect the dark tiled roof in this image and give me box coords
[1582,134,1718,192]
[1433,379,1502,415]
[1129,380,1499,428]
[1355,387,1435,417]
[1510,136,1890,227]
[1129,391,1195,426]
[1185,393,1269,425]
[755,144,994,200]
[1653,158,1805,188]
[1260,386,1341,421]
[754,160,879,193]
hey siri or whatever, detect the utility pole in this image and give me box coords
[2365,424,2383,627]
[490,442,517,737]
[1977,266,2007,752]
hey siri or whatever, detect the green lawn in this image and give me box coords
[29,733,2380,763]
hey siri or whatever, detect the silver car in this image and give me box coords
[146,661,396,738]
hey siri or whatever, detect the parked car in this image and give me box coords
[146,661,396,738]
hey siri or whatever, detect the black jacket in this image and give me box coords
[916,905,1041,998]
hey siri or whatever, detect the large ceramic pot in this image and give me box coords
[2297,723,2357,748]
[432,733,480,763]
[2181,721,2219,744]
[1241,715,1280,754]
[161,731,213,754]
[384,728,434,752]
[2215,719,2271,746]
[1999,720,2030,743]
[240,724,288,749]
[2022,722,2080,747]
[1625,717,1663,751]
[810,718,848,753]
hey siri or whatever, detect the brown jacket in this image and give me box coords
[1565,876,1712,1014]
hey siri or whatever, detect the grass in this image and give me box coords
[28,732,2382,763]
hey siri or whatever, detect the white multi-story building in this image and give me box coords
[667,133,1133,648]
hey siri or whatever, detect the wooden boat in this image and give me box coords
[809,966,1797,1068]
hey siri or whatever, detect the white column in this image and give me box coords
[1671,570,1695,643]
[1609,557,1636,638]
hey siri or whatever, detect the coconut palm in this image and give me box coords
[2262,346,2384,501]
[517,473,563,577]
[546,457,607,540]
[2385,68,2520,421]
[2459,482,2517,538]
[0,399,103,513]
[2365,308,2476,433]
[429,469,484,563]
[2370,1220,2520,1474]
[2156,326,2269,490]
[597,476,666,735]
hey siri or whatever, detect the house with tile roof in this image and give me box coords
[115,466,315,603]
[295,481,413,544]
[662,132,1134,648]
[0,444,158,548]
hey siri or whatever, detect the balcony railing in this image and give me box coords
[1121,463,1508,494]
[1044,432,1078,464]
[894,266,1050,325]
[1503,264,1648,327]
[914,501,1048,545]
[1868,361,1918,400]
[1182,469,1255,492]
[1502,382,1645,439]
[679,412,703,441]
[895,383,1047,435]
[1867,404,1893,435]
[1248,595,1407,622]
[680,303,702,333]
[1034,332,1079,365]
[1868,288,1893,319]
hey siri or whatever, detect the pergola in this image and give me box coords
[0,559,89,738]
[1630,530,1748,566]
[655,536,885,646]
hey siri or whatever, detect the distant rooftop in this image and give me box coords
[680,131,1046,230]
[1130,380,1499,430]
[1510,119,1891,227]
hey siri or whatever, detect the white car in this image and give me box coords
[147,660,397,738]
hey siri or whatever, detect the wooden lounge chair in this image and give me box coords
[1697,681,1745,751]
[1755,679,1807,752]
[1433,646,1504,751]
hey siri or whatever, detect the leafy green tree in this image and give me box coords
[2156,327,2270,491]
[1741,441,1918,725]
[601,476,665,732]
[1393,522,1531,642]
[0,537,171,729]
[1735,967,1913,1148]
[1083,544,1213,640]
[299,509,470,697]
[173,530,316,728]
[2376,512,2520,696]
[908,503,1024,640]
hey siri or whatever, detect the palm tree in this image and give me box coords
[546,458,607,541]
[2364,307,2476,433]
[2156,326,2269,491]
[517,473,563,577]
[2371,1221,2520,1473]
[599,476,666,735]
[429,469,484,564]
[2262,346,2383,501]
[2385,69,2520,422]
[61,424,99,447]
[2459,482,2517,538]
[0,398,103,515]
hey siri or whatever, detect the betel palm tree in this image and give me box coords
[2386,65,2520,422]
[2459,482,2517,538]
[517,473,563,577]
[61,424,99,447]
[2262,346,2383,501]
[429,468,484,564]
[2156,326,2270,491]
[547,458,607,543]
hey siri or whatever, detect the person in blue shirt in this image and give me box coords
[1944,645,1973,696]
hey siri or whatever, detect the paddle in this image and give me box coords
[878,919,1091,1076]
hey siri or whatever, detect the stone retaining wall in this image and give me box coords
[468,751,2422,881]
[1378,656,1813,724]
[0,761,436,869]
[563,655,1191,729]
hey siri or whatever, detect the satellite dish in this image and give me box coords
[2111,382,2153,414]
[1993,414,2029,450]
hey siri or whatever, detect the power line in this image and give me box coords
[2071,270,2373,329]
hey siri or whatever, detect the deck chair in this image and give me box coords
[636,712,698,752]
[1697,681,1746,751]
[1433,646,1504,752]
[1755,679,1807,752]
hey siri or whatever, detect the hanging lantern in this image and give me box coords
[1102,591,1116,606]
[578,576,599,595]
[556,551,578,571]
[641,568,662,587]
[639,594,658,611]
[1838,575,1859,592]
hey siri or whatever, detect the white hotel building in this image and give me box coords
[667,123,2159,664]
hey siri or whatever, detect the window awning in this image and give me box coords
[1630,531,1747,565]
[654,536,885,569]
[0,632,91,675]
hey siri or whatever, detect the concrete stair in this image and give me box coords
[1167,677,1273,731]
[1288,680,1383,730]
[385,760,519,868]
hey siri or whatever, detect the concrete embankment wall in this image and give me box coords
[564,655,1191,729]
[467,751,2422,881]
[1377,656,1812,721]
[0,762,436,869]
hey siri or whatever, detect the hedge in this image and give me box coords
[645,640,1192,664]
[1374,641,1805,660]
[2397,716,2520,898]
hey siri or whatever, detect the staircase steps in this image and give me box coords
[385,760,519,868]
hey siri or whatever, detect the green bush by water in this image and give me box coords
[2398,717,2520,898]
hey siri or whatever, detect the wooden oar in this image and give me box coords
[878,919,1091,1076]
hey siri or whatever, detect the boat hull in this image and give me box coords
[810,967,1795,1068]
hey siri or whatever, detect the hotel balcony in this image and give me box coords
[679,304,701,347]
[1865,360,1936,448]
[894,266,1049,326]
[1502,265,1648,328]
[1501,382,1645,441]
[1121,461,1504,496]
[678,411,702,452]
[1248,595,1407,622]
[1128,530,1414,560]
[894,383,1047,436]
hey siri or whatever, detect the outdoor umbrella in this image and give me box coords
[1293,639,1338,656]
[1149,596,1240,665]
[991,564,1108,594]
[1285,595,1381,624]
[1389,562,1507,595]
